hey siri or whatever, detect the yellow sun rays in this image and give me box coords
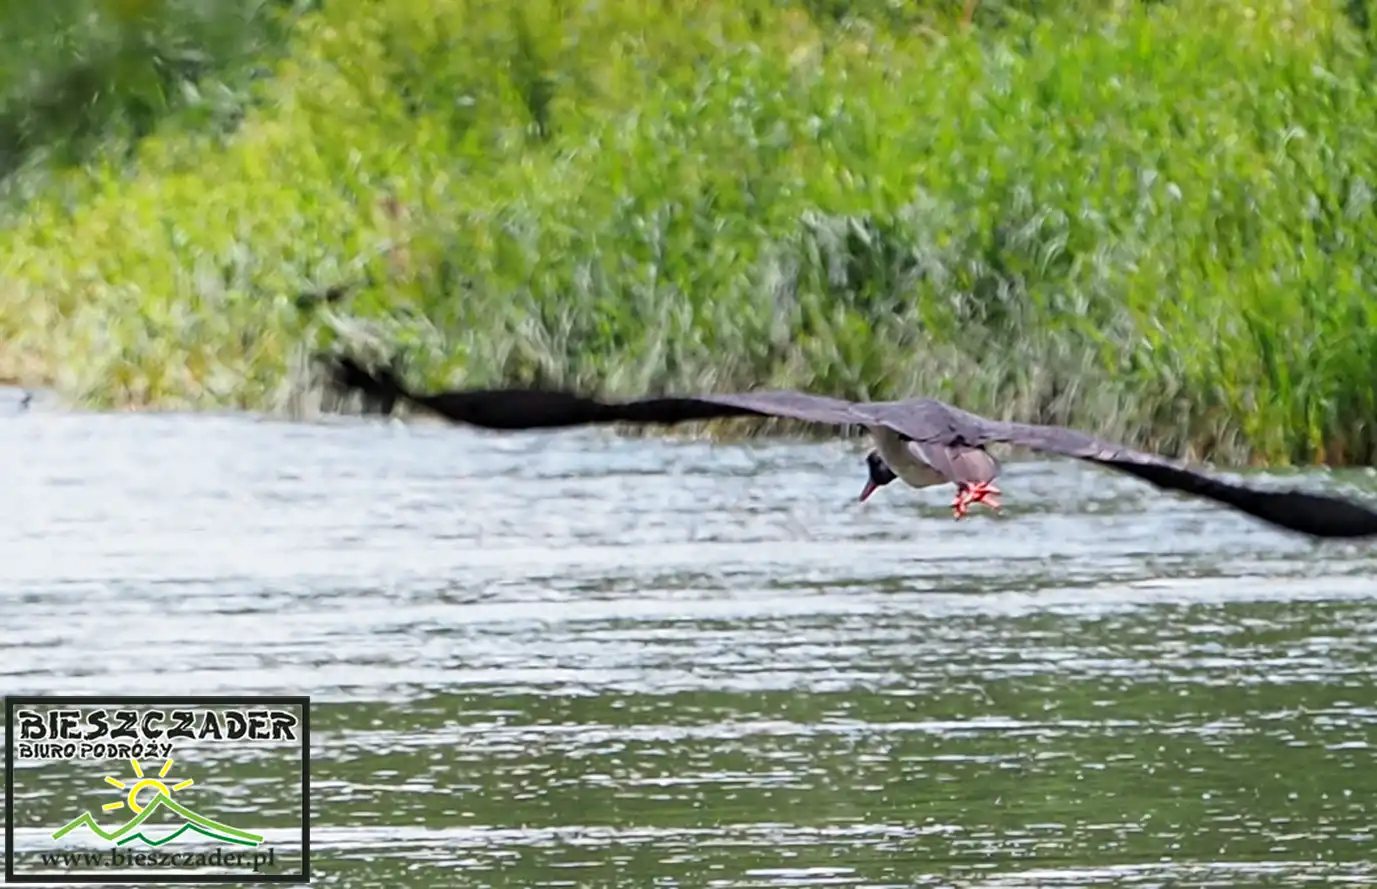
[100,758,195,813]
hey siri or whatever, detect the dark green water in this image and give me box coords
[3,402,1376,886]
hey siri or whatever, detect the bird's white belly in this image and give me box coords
[872,427,947,490]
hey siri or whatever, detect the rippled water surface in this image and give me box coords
[3,394,1377,886]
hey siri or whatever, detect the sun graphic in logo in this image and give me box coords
[101,758,195,815]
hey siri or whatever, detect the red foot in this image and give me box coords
[952,481,1002,520]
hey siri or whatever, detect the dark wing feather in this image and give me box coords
[674,390,871,426]
[326,357,868,430]
[964,414,1377,540]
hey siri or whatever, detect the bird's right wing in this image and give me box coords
[326,357,870,430]
[684,391,871,427]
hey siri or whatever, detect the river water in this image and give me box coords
[3,391,1377,887]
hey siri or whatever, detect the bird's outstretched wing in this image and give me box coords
[945,412,1377,540]
[325,356,869,429]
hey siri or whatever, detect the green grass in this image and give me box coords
[3,0,1377,466]
[0,0,296,192]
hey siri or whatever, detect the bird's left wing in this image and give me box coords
[966,412,1377,540]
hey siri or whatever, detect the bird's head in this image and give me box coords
[859,450,897,502]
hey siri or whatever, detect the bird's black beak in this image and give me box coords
[859,478,879,503]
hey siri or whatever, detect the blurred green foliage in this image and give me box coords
[0,0,299,190]
[2,0,1377,466]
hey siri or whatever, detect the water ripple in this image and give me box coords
[3,408,1376,887]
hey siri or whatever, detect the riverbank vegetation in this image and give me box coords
[3,0,1377,465]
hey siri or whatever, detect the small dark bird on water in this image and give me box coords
[325,355,1377,540]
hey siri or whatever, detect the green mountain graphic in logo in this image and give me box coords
[52,757,264,848]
